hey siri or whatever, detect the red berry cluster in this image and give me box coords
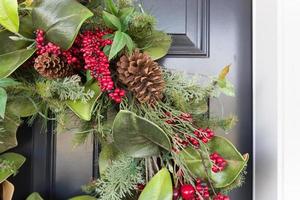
[35,29,125,103]
[79,30,125,103]
[213,193,230,200]
[193,128,215,144]
[175,179,211,200]
[35,29,61,55]
[210,152,227,173]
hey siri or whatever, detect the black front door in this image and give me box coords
[10,0,252,199]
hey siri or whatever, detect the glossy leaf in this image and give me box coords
[208,136,249,188]
[26,192,44,200]
[104,0,118,16]
[69,195,96,200]
[124,33,134,55]
[138,168,172,200]
[112,110,171,158]
[0,0,19,33]
[0,112,21,153]
[32,0,93,50]
[67,80,102,121]
[7,97,37,117]
[1,180,14,200]
[109,31,126,60]
[180,136,248,188]
[0,153,26,183]
[102,11,122,30]
[0,48,36,78]
[0,78,19,88]
[143,31,171,60]
[0,88,7,118]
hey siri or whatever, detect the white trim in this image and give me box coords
[253,0,279,199]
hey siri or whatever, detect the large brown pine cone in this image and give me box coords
[34,53,74,79]
[116,50,165,104]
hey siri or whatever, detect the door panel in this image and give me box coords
[10,0,252,199]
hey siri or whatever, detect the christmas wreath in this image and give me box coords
[0,0,249,200]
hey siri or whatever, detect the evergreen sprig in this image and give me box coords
[84,155,144,200]
[36,75,95,103]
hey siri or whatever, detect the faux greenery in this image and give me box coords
[0,0,248,200]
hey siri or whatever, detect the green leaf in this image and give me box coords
[7,97,37,117]
[0,112,21,153]
[124,33,134,55]
[102,11,122,30]
[143,31,171,60]
[67,80,102,121]
[32,0,93,50]
[119,8,134,20]
[0,78,20,88]
[0,48,36,78]
[26,192,44,200]
[0,88,7,118]
[109,31,126,60]
[217,79,235,97]
[0,0,19,33]
[69,195,96,200]
[138,168,172,200]
[104,0,119,16]
[103,45,111,56]
[179,136,249,188]
[112,110,171,158]
[0,153,26,183]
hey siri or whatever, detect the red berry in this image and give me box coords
[173,187,180,200]
[180,184,195,200]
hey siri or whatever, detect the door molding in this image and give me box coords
[168,0,210,57]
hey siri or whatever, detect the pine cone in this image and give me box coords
[116,50,165,104]
[34,53,74,79]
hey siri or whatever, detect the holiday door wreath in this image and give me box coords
[0,0,249,200]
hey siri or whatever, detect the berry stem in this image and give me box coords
[198,146,217,196]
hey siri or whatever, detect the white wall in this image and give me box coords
[254,0,300,199]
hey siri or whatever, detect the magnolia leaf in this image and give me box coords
[26,192,44,200]
[109,31,127,60]
[69,195,96,200]
[143,31,171,60]
[99,143,120,175]
[112,110,171,158]
[218,65,231,81]
[180,136,248,188]
[7,97,37,117]
[67,80,102,121]
[0,48,36,78]
[0,88,7,118]
[32,0,93,50]
[104,0,119,16]
[208,136,249,188]
[0,78,20,88]
[138,168,172,200]
[0,153,26,183]
[1,180,14,200]
[102,11,122,30]
[0,0,19,33]
[0,112,21,153]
